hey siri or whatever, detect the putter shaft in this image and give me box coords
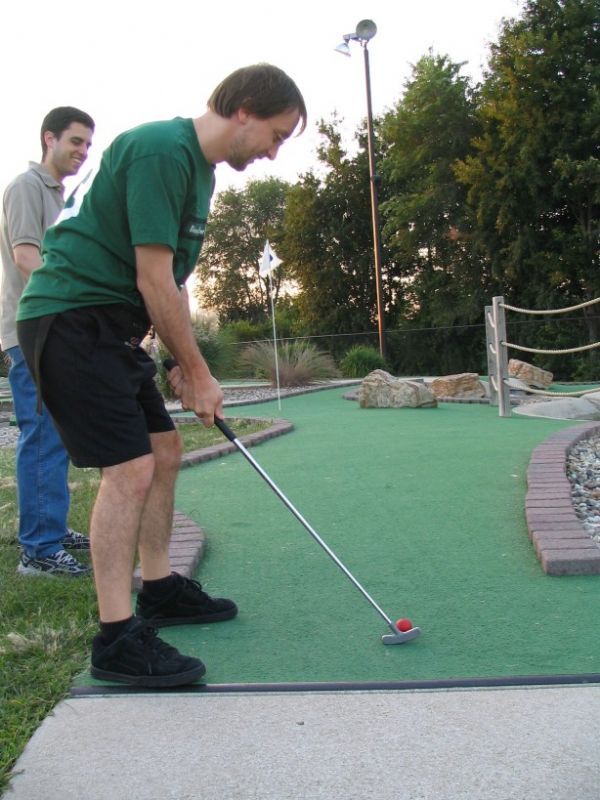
[216,418,405,634]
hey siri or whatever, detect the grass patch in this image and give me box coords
[0,417,272,793]
[175,417,269,451]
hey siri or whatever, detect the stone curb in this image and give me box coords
[525,422,600,575]
[131,417,294,591]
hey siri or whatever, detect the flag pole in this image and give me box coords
[267,269,282,411]
[259,240,283,411]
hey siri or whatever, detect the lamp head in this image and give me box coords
[334,40,351,56]
[334,20,377,56]
[356,19,377,41]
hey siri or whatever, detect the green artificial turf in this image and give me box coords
[78,388,600,687]
[167,389,600,685]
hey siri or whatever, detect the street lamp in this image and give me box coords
[335,19,386,360]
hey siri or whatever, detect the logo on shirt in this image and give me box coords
[182,216,206,240]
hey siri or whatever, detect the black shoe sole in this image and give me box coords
[90,662,206,688]
[142,606,238,628]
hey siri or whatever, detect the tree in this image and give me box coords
[281,118,394,348]
[377,52,490,373]
[195,178,292,322]
[456,0,600,332]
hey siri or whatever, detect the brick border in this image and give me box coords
[132,417,293,590]
[176,417,294,468]
[526,423,600,575]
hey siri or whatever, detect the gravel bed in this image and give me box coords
[568,432,600,544]
[0,422,17,449]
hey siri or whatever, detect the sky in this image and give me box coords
[2,0,523,200]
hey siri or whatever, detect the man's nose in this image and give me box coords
[266,142,281,161]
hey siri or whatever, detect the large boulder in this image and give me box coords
[508,358,553,389]
[358,370,437,409]
[430,372,486,399]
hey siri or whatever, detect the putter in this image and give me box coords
[164,360,421,645]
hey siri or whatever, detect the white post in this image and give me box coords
[492,296,511,417]
[485,305,498,407]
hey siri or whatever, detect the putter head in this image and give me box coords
[381,626,421,645]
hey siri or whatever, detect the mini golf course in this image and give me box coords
[76,387,600,691]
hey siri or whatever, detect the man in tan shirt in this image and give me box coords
[0,106,94,576]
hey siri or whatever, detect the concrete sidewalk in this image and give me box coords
[5,684,600,799]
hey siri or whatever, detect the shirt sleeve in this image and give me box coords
[3,177,44,249]
[125,154,189,252]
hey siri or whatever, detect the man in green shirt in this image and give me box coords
[18,63,307,688]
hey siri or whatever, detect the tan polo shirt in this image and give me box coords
[0,162,64,350]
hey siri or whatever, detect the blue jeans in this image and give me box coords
[6,345,70,557]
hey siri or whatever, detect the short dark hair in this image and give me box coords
[208,64,307,134]
[40,106,95,157]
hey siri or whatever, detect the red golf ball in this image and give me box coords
[396,618,413,632]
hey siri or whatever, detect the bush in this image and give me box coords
[240,340,339,386]
[153,320,237,399]
[339,345,388,378]
[222,319,272,344]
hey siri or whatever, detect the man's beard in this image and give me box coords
[227,133,259,172]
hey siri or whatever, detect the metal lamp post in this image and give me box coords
[336,19,386,360]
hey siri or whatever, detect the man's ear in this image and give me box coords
[236,107,251,125]
[43,130,57,152]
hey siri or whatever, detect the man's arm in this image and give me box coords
[135,244,223,426]
[12,244,42,280]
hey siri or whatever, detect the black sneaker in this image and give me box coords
[90,617,206,688]
[62,529,90,550]
[136,573,238,627]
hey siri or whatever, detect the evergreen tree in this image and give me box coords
[281,119,392,347]
[378,53,489,372]
[456,0,600,331]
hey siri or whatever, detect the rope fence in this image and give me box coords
[485,295,600,417]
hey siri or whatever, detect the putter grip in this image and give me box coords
[162,358,236,441]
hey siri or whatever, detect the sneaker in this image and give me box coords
[90,617,206,688]
[62,528,90,550]
[17,548,91,578]
[136,573,238,627]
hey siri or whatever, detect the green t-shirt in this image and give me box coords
[17,117,215,321]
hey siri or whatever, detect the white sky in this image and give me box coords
[2,0,522,199]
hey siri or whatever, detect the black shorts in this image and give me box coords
[17,305,175,468]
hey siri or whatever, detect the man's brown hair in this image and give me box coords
[208,64,307,134]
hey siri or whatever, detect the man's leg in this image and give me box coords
[90,452,156,622]
[134,431,238,627]
[136,430,182,581]
[7,345,89,577]
[7,345,70,556]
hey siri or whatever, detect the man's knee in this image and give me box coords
[151,429,182,476]
[101,453,157,502]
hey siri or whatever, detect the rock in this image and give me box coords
[430,372,486,399]
[508,358,553,389]
[358,370,437,409]
[514,392,600,420]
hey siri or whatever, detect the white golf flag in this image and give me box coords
[259,240,282,277]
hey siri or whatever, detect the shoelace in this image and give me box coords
[52,549,80,566]
[66,529,87,542]
[182,578,211,601]
[136,624,179,658]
